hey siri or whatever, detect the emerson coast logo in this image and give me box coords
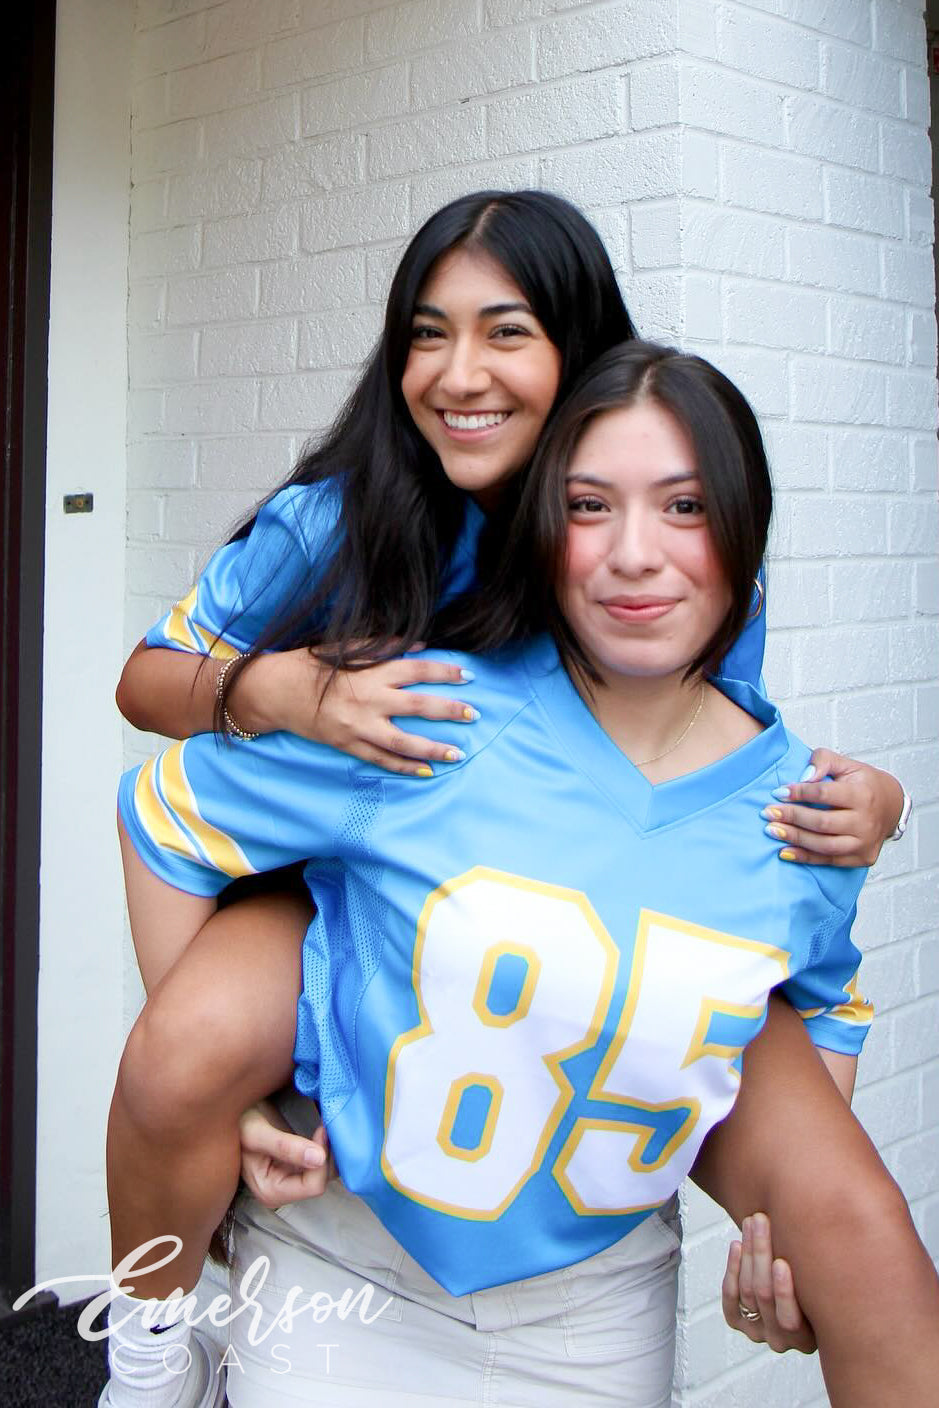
[14,1236,393,1380]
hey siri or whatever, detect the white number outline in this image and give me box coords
[554,910,790,1215]
[380,867,618,1220]
[381,875,790,1221]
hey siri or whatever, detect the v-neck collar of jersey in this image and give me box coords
[522,636,787,833]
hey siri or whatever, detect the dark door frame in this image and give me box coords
[1,0,55,1306]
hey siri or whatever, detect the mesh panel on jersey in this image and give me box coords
[308,777,389,1123]
[337,778,386,975]
[806,907,837,973]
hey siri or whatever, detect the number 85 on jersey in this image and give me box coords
[381,868,788,1220]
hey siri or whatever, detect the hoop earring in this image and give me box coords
[748,577,765,621]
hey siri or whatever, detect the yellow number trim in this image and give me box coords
[381,866,618,1220]
[591,910,790,1102]
[682,998,766,1076]
[471,942,541,1028]
[554,1101,702,1216]
[436,1075,503,1164]
[554,909,790,1216]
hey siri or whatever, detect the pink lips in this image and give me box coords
[601,597,677,623]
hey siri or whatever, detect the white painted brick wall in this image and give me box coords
[667,3,939,1403]
[125,1,938,1403]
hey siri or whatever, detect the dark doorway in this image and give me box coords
[1,0,55,1304]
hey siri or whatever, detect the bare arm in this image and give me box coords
[115,640,333,741]
[117,640,480,775]
[116,642,337,743]
[717,1042,854,1355]
[116,641,225,738]
[816,1046,856,1102]
[693,997,939,1407]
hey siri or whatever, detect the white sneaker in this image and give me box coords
[98,1326,227,1408]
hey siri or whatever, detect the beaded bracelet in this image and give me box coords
[216,653,260,741]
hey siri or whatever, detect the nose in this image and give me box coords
[436,335,491,400]
[606,506,666,578]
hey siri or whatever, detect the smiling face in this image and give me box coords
[560,399,733,686]
[400,246,563,508]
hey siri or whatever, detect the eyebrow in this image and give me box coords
[413,301,534,319]
[566,471,700,488]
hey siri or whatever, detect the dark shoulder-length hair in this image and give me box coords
[440,341,773,682]
[218,189,636,717]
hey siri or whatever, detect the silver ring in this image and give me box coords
[738,1301,762,1322]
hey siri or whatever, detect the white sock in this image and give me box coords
[106,1289,195,1407]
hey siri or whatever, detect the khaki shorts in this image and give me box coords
[220,1181,680,1408]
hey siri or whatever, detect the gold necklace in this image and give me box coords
[634,685,707,767]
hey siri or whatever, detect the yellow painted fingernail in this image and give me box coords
[779,849,797,862]
[766,824,787,841]
[444,748,466,763]
[463,706,480,722]
[766,806,783,821]
[416,766,433,778]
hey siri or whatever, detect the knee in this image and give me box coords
[116,984,243,1136]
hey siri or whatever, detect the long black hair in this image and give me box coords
[217,190,635,716]
[440,341,773,682]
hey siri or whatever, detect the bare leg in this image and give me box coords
[107,892,312,1301]
[693,997,939,1407]
[118,813,216,993]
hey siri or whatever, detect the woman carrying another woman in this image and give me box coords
[117,190,904,849]
[106,194,928,1407]
[112,336,938,1404]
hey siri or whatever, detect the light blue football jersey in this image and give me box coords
[119,637,868,1295]
[144,480,486,658]
[142,479,766,685]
